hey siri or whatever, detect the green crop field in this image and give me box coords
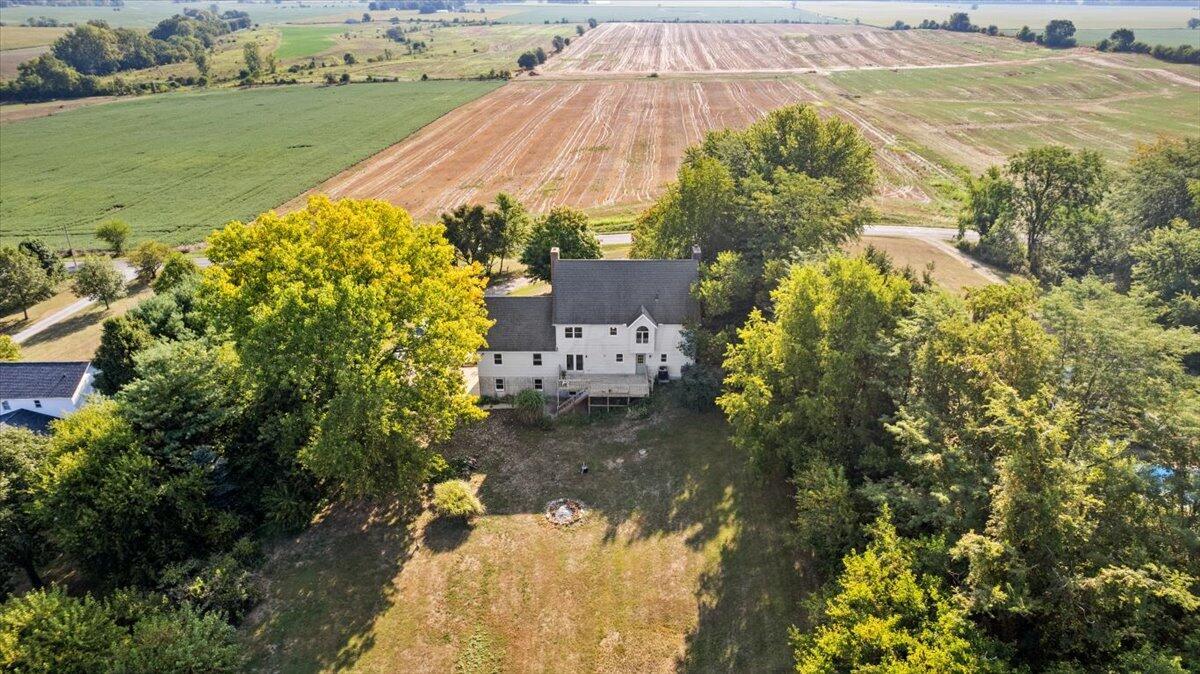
[0,81,501,249]
[0,0,363,28]
[275,25,349,60]
[1072,27,1200,47]
[499,3,838,24]
[799,1,1200,29]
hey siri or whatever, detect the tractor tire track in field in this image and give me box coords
[292,22,1199,223]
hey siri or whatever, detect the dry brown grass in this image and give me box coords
[847,235,994,294]
[242,404,808,672]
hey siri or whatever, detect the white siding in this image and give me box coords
[477,351,559,397]
[0,367,93,419]
[554,320,690,379]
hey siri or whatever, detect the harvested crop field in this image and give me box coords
[294,77,819,218]
[541,22,1048,75]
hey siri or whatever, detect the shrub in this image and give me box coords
[0,587,125,672]
[114,603,243,673]
[677,363,722,411]
[158,544,263,624]
[431,480,485,519]
[513,389,547,427]
[0,335,19,361]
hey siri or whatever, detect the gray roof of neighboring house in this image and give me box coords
[483,296,556,352]
[0,361,90,399]
[0,409,57,434]
[551,259,700,325]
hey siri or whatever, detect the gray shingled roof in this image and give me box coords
[552,259,699,325]
[483,296,556,352]
[0,362,90,399]
[0,409,57,434]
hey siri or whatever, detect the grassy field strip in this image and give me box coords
[498,3,839,24]
[275,25,348,61]
[0,0,363,28]
[1072,27,1200,47]
[0,81,501,249]
[0,26,67,50]
[797,1,1200,29]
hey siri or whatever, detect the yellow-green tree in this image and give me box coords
[202,197,491,495]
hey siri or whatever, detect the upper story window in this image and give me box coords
[533,353,542,366]
[616,354,624,362]
[33,400,42,408]
[1,401,9,411]
[609,327,617,336]
[493,353,503,365]
[635,326,649,344]
[564,326,582,339]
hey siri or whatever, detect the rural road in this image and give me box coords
[12,259,137,345]
[14,227,989,345]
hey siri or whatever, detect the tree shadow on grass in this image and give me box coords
[457,400,810,670]
[422,516,473,553]
[17,304,109,350]
[243,498,419,674]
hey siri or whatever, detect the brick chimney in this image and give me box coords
[550,246,560,281]
[691,244,702,261]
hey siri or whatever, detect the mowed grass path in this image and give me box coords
[0,81,500,248]
[242,405,807,672]
[276,25,348,60]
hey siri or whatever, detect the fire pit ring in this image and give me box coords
[545,498,586,526]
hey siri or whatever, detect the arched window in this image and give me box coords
[635,326,649,344]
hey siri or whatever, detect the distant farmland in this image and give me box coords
[0,81,500,248]
[301,22,1199,226]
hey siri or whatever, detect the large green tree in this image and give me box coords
[37,400,232,587]
[795,508,999,673]
[719,255,913,473]
[0,247,55,322]
[202,196,491,495]
[0,428,52,597]
[519,207,601,282]
[633,104,873,265]
[71,256,126,309]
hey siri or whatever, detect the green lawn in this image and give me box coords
[0,81,501,248]
[241,403,807,672]
[275,25,349,61]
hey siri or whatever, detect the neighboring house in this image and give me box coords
[0,362,95,431]
[479,246,700,409]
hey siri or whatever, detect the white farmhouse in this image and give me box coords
[479,246,700,410]
[0,361,95,433]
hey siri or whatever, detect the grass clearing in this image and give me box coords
[800,1,1200,30]
[1072,28,1200,48]
[15,281,153,361]
[848,235,995,293]
[241,404,808,672]
[0,26,66,50]
[275,25,348,61]
[0,281,76,335]
[0,81,501,249]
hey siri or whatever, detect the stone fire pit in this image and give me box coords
[545,498,586,526]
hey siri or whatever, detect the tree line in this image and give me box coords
[0,8,251,102]
[633,103,1199,670]
[0,196,494,671]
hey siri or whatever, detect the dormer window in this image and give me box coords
[635,326,649,344]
